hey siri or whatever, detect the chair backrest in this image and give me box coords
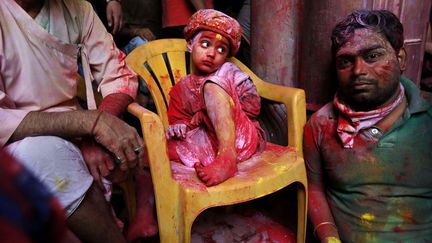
[126,38,271,129]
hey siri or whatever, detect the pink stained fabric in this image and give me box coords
[0,0,138,146]
[333,83,405,148]
[167,62,265,167]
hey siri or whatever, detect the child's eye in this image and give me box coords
[217,47,226,54]
[200,41,210,48]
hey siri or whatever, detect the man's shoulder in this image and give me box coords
[309,102,337,123]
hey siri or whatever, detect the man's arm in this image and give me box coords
[9,109,142,163]
[304,122,341,242]
[9,110,98,143]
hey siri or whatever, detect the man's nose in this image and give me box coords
[353,58,367,76]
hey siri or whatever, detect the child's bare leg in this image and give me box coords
[194,82,237,186]
[125,170,158,242]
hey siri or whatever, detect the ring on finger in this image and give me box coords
[114,156,124,165]
[133,146,143,154]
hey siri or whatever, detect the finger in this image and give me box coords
[98,163,110,177]
[106,11,113,28]
[90,166,104,190]
[168,127,175,138]
[124,145,138,166]
[113,15,121,34]
[105,157,115,171]
[174,125,182,138]
[144,30,155,41]
[180,126,187,138]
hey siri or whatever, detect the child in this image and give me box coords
[166,9,266,186]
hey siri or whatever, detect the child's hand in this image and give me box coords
[166,124,188,140]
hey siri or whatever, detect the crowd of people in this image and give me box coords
[1,0,431,242]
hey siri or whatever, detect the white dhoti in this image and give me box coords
[5,136,93,217]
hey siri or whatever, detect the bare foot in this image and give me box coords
[125,171,158,242]
[194,151,237,186]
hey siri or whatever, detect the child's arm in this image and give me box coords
[238,78,261,118]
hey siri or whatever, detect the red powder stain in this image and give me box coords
[159,74,169,81]
[173,69,182,82]
[401,211,417,224]
[393,226,402,232]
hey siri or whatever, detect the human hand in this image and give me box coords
[166,124,188,139]
[80,138,116,190]
[106,0,123,34]
[91,111,145,171]
[132,27,156,41]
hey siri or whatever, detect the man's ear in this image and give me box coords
[397,47,407,72]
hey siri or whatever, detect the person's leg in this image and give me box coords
[194,82,238,186]
[5,136,126,243]
[67,183,126,243]
[126,169,158,241]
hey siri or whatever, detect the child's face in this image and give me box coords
[191,31,230,74]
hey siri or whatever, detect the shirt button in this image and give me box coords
[371,128,379,135]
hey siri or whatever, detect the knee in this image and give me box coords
[13,136,80,158]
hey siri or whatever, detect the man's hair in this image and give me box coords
[331,9,404,55]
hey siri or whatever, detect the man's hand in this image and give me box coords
[132,28,156,41]
[106,0,123,34]
[92,111,145,171]
[80,139,116,189]
[166,124,188,140]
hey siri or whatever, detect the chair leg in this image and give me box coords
[297,183,307,243]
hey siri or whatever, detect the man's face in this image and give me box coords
[335,28,402,111]
[191,31,230,75]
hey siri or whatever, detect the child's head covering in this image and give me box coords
[184,9,242,56]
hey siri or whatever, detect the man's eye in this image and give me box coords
[217,47,226,54]
[201,41,209,48]
[364,52,382,62]
[336,58,352,69]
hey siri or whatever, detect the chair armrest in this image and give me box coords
[127,103,178,189]
[260,82,306,155]
[256,80,306,155]
[230,59,306,154]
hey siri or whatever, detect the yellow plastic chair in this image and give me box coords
[126,38,307,243]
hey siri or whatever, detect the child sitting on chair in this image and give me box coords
[166,9,266,186]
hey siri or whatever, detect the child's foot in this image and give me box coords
[194,151,237,186]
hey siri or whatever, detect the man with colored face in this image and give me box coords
[304,9,432,242]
